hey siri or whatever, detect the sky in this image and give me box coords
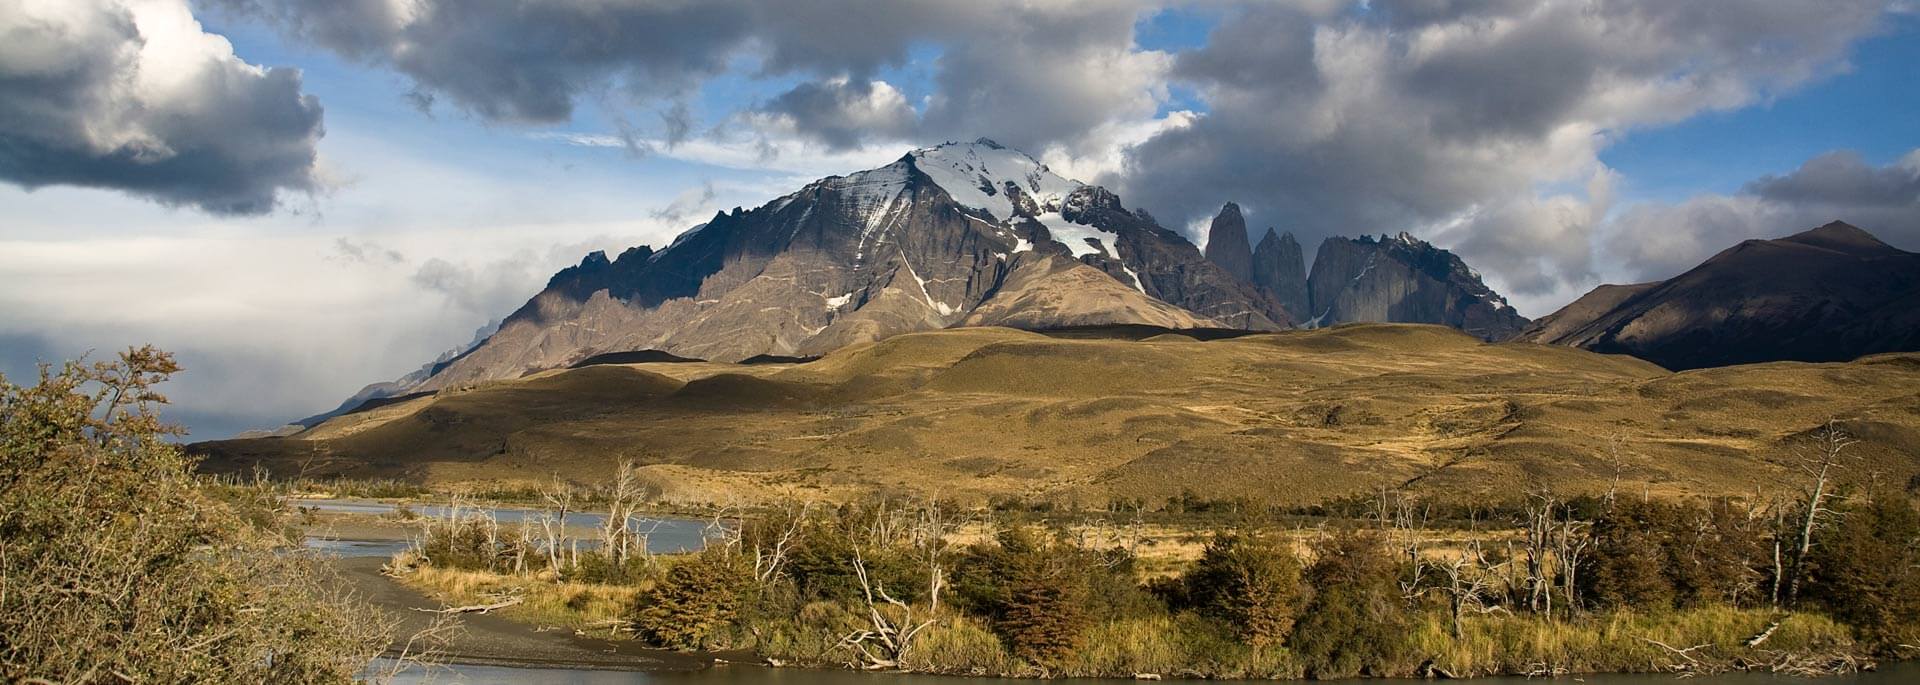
[2,0,1918,439]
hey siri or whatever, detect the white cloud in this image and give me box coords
[1118,0,1891,314]
[1601,148,1920,283]
[0,0,325,214]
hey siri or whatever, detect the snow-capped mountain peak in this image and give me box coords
[907,138,1082,221]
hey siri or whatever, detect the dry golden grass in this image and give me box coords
[197,324,1920,507]
[400,565,643,632]
[1407,607,1853,677]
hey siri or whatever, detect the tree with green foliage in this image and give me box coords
[1181,532,1305,646]
[1288,529,1412,679]
[1581,499,1772,612]
[0,347,382,683]
[996,549,1091,665]
[1667,499,1769,608]
[632,549,753,649]
[953,526,1100,666]
[1801,493,1920,651]
[1580,499,1681,609]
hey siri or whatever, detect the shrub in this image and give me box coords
[0,347,382,683]
[1802,493,1920,651]
[954,527,1103,666]
[571,549,661,585]
[1180,532,1305,646]
[756,502,934,606]
[1579,500,1680,609]
[1667,499,1769,608]
[1289,529,1412,678]
[631,550,752,649]
[417,514,514,571]
[1581,499,1771,611]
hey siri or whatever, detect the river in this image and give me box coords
[294,497,718,554]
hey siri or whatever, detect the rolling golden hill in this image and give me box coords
[192,324,1920,507]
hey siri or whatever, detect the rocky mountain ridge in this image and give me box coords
[1202,205,1529,340]
[352,140,1287,400]
[1515,221,1920,369]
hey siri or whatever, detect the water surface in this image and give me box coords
[293,498,716,554]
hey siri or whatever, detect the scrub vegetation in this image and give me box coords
[0,347,384,683]
[391,431,1919,679]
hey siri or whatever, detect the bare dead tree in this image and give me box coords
[513,520,535,575]
[1433,539,1509,639]
[835,531,941,669]
[1552,512,1590,614]
[599,461,648,568]
[752,501,812,585]
[1375,488,1431,601]
[1604,434,1629,508]
[537,477,575,576]
[1786,420,1857,604]
[1521,488,1557,616]
[1769,496,1788,607]
[910,499,958,602]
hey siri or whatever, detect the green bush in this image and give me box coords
[1179,532,1305,646]
[1288,529,1412,678]
[953,527,1110,666]
[631,550,753,649]
[1803,493,1920,651]
[1581,499,1771,611]
[571,549,661,585]
[0,347,381,683]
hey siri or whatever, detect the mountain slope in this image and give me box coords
[1305,233,1530,340]
[405,140,1285,393]
[1517,222,1920,370]
[193,324,1920,506]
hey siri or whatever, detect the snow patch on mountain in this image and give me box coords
[1037,212,1115,259]
[910,139,1081,221]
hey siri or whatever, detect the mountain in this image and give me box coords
[1197,204,1524,340]
[193,324,1920,506]
[1202,202,1254,282]
[1251,228,1310,319]
[226,319,507,438]
[1514,222,1920,370]
[1304,233,1530,340]
[375,140,1286,394]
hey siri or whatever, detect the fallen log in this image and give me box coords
[411,597,522,614]
[1745,620,1783,648]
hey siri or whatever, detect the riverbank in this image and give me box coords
[335,556,717,672]
[383,552,1871,680]
[338,492,1919,680]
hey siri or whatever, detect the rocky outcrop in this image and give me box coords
[1251,228,1309,320]
[1202,202,1253,282]
[354,140,1285,396]
[1305,233,1529,341]
[1515,221,1920,370]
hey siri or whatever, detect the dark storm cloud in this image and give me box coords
[1607,149,1920,281]
[206,0,754,123]
[1115,0,1890,297]
[206,0,1164,156]
[759,79,917,150]
[0,0,325,215]
[1746,150,1920,209]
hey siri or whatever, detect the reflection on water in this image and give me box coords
[372,660,1920,685]
[303,536,412,558]
[293,498,716,554]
